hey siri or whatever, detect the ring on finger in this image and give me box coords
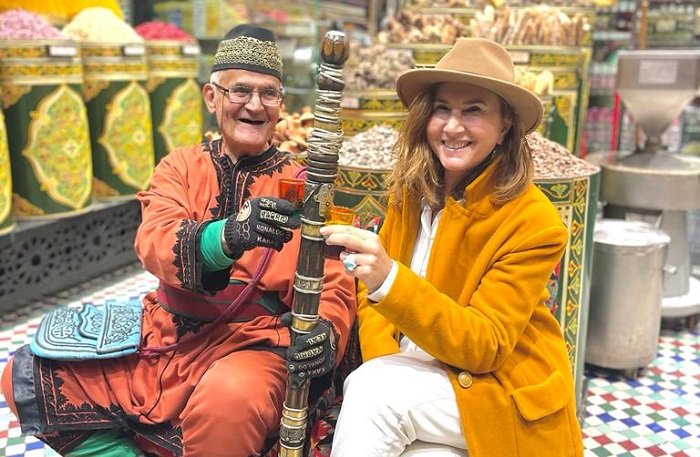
[342,253,358,272]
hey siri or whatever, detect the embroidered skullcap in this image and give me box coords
[211,24,283,80]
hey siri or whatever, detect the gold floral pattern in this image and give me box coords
[83,62,147,77]
[0,42,79,59]
[146,76,166,92]
[98,81,154,191]
[146,43,182,57]
[157,79,201,152]
[341,117,406,137]
[22,84,92,210]
[13,193,45,217]
[148,60,199,75]
[555,94,574,126]
[530,49,589,68]
[82,45,127,58]
[1,84,31,109]
[0,109,12,224]
[92,177,120,198]
[335,166,391,231]
[0,45,45,59]
[83,80,110,102]
[0,63,82,80]
[535,172,599,393]
[553,71,579,90]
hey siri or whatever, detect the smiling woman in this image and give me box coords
[325,37,583,457]
[426,82,512,193]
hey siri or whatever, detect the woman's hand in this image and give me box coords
[320,224,393,293]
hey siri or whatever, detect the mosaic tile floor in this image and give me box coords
[0,264,698,457]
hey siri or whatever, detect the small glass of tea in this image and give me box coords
[278,178,305,211]
[323,206,356,259]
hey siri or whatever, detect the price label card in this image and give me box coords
[181,44,200,56]
[509,51,531,65]
[48,45,77,57]
[123,44,145,56]
[341,97,360,109]
[639,60,678,85]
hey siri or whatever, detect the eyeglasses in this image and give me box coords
[211,82,283,107]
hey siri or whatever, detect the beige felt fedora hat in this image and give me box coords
[395,37,543,134]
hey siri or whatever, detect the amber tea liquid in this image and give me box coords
[323,206,356,259]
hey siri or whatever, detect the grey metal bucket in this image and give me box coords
[585,219,670,377]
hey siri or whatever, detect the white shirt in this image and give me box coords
[367,199,443,352]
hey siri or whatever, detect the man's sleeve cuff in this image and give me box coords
[200,220,236,273]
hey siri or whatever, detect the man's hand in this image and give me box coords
[223,197,300,254]
[281,313,337,383]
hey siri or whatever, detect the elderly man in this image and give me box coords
[1,24,356,457]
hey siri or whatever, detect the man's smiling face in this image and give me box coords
[204,69,282,159]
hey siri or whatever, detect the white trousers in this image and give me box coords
[331,350,469,457]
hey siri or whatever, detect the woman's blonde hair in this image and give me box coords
[387,85,533,209]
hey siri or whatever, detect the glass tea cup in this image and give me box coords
[278,178,305,211]
[323,205,356,259]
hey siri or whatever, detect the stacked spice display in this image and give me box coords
[0,9,93,220]
[135,21,201,164]
[377,4,593,154]
[273,106,313,158]
[334,125,398,231]
[63,7,154,200]
[340,43,414,137]
[0,0,124,26]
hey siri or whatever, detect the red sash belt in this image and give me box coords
[156,281,286,322]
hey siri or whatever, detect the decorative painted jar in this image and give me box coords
[340,111,407,138]
[144,40,202,164]
[341,90,406,138]
[0,40,93,219]
[341,90,406,113]
[540,92,579,152]
[333,165,391,233]
[0,107,13,235]
[507,45,591,155]
[81,42,154,199]
[535,167,601,411]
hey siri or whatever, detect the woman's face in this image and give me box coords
[203,69,282,159]
[426,82,511,190]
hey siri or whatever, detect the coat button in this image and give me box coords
[458,371,473,389]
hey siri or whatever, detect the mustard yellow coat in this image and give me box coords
[357,164,584,457]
